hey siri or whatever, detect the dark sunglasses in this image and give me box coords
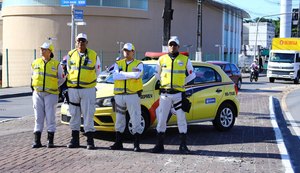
[169,42,178,47]
[77,38,87,43]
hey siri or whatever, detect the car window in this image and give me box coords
[224,64,231,72]
[230,64,238,73]
[100,64,156,84]
[192,66,221,84]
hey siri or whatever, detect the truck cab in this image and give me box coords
[267,38,300,84]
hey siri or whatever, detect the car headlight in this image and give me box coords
[95,97,113,108]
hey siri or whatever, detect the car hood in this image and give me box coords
[96,83,114,98]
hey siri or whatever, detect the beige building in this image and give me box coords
[1,0,249,87]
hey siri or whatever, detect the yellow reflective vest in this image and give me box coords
[67,48,97,88]
[159,54,188,92]
[114,59,143,94]
[31,58,60,94]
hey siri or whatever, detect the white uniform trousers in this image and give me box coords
[156,92,187,133]
[68,88,96,132]
[114,94,143,134]
[32,91,58,132]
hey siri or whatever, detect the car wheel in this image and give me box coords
[269,78,275,83]
[213,103,236,131]
[294,75,299,84]
[237,79,242,90]
[126,108,150,135]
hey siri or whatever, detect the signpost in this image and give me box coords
[61,0,86,49]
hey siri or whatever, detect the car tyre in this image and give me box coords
[269,78,275,83]
[126,108,150,135]
[294,75,299,84]
[213,103,236,131]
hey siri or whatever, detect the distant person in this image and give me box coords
[66,33,101,150]
[151,37,195,154]
[258,56,263,72]
[31,41,65,148]
[58,55,68,102]
[109,43,144,152]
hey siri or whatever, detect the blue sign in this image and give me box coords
[205,98,216,104]
[74,9,84,21]
[61,0,86,7]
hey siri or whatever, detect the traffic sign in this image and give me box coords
[61,0,86,7]
[74,9,83,22]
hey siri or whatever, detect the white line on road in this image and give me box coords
[284,111,300,141]
[269,96,294,173]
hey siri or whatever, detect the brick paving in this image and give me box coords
[0,93,286,173]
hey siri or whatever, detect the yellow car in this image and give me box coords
[61,58,239,134]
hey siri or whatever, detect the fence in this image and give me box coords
[0,48,222,88]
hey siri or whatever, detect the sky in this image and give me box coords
[215,0,300,19]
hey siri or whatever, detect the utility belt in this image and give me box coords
[160,88,181,94]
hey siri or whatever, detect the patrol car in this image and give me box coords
[61,54,240,134]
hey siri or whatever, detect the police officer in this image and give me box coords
[109,43,144,152]
[66,33,101,150]
[151,37,195,154]
[31,41,65,148]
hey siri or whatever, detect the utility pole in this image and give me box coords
[298,3,300,37]
[196,0,203,61]
[162,0,173,52]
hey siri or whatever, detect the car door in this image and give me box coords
[230,64,240,84]
[188,66,225,120]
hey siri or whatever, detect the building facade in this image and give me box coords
[1,0,249,87]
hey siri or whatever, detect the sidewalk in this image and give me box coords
[0,86,32,99]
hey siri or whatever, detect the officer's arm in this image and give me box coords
[118,63,143,79]
[185,59,196,84]
[57,64,66,87]
[154,58,161,81]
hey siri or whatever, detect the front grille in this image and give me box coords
[272,71,292,75]
[98,116,114,123]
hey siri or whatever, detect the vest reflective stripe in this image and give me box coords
[159,54,188,92]
[31,58,60,94]
[67,48,97,88]
[114,59,143,94]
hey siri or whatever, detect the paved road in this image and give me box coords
[0,92,289,173]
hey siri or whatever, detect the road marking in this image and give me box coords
[284,111,300,141]
[269,96,294,173]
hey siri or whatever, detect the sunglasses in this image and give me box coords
[77,38,87,43]
[169,43,178,47]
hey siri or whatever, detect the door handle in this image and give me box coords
[216,88,222,93]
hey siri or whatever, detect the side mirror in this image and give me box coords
[155,80,160,90]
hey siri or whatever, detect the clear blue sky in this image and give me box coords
[215,0,299,19]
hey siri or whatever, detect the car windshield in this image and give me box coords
[269,53,294,63]
[99,63,156,84]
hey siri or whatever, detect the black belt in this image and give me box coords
[160,89,181,94]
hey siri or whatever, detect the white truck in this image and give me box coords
[267,38,300,84]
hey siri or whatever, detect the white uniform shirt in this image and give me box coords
[113,59,143,80]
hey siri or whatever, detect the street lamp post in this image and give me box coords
[253,12,293,61]
[215,44,225,60]
[117,41,124,57]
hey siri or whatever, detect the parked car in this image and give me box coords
[207,61,242,90]
[61,55,240,134]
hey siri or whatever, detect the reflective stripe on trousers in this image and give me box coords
[68,88,96,132]
[32,91,58,132]
[114,94,143,134]
[156,92,187,133]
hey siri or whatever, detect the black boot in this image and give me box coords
[47,132,55,148]
[151,132,164,153]
[179,133,191,154]
[133,133,141,152]
[109,132,123,150]
[67,130,80,148]
[86,132,95,150]
[32,131,42,148]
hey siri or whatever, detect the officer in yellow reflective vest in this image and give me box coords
[31,42,65,148]
[151,37,195,154]
[66,33,101,150]
[109,43,144,152]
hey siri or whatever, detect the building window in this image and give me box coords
[3,0,148,10]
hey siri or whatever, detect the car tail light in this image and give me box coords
[234,84,238,95]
